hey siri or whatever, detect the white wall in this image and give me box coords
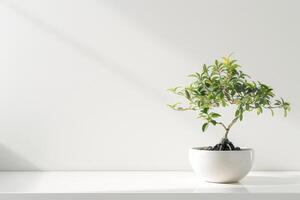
[0,0,299,170]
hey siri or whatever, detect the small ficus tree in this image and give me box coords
[168,56,290,150]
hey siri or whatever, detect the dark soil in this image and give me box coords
[199,138,241,151]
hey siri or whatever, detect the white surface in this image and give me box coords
[0,171,299,193]
[0,171,299,200]
[0,0,299,171]
[189,148,254,182]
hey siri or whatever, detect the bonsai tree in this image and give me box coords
[168,56,290,150]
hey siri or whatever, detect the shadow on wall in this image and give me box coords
[0,143,39,170]
[1,1,164,103]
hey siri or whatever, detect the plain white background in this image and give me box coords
[0,0,299,170]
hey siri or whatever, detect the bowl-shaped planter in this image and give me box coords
[189,147,254,183]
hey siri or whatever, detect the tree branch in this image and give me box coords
[218,122,227,130]
[224,117,239,139]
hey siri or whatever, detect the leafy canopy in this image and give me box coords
[168,56,290,137]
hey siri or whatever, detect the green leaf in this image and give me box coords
[167,87,180,93]
[245,104,250,111]
[221,99,227,107]
[235,109,240,117]
[185,89,191,100]
[239,113,243,121]
[215,60,219,66]
[256,107,263,115]
[203,64,207,72]
[202,123,209,132]
[167,103,181,110]
[188,74,197,78]
[211,120,217,125]
[210,113,221,118]
[287,105,291,112]
[202,107,209,114]
[274,100,281,106]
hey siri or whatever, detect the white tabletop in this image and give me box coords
[0,171,299,199]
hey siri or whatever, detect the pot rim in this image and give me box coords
[190,147,253,152]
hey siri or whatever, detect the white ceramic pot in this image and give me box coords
[189,147,254,183]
